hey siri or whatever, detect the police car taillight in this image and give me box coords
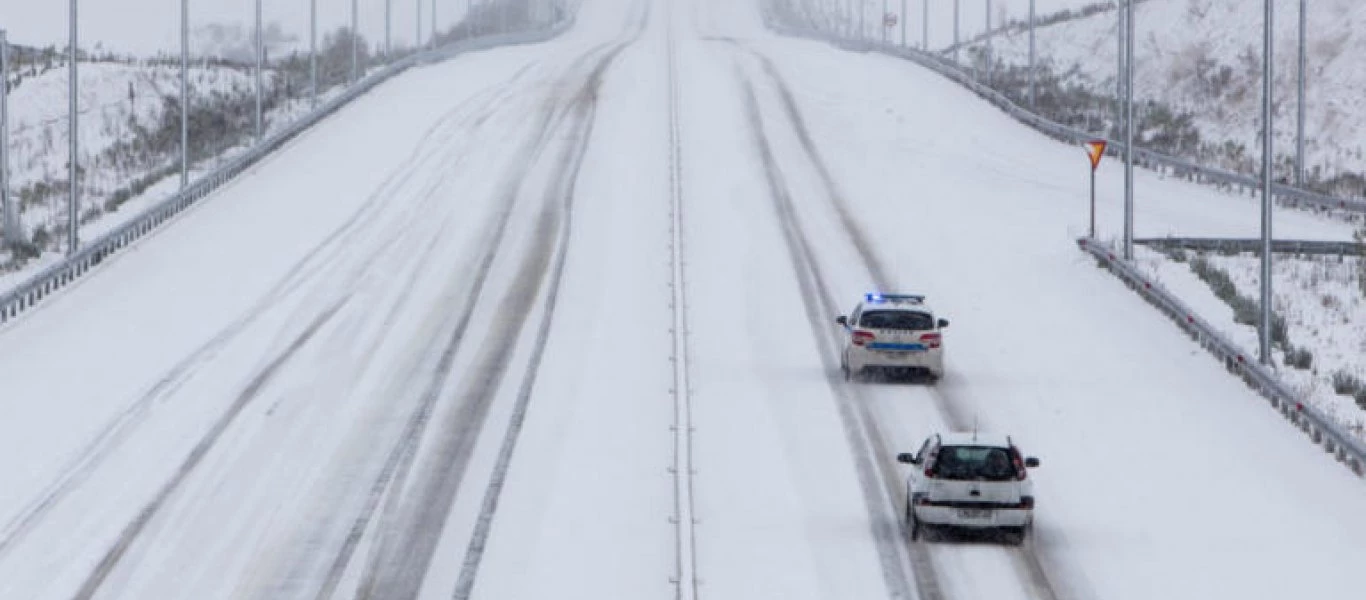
[852,330,876,346]
[919,333,941,349]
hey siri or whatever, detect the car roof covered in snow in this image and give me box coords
[859,293,935,313]
[936,432,1014,448]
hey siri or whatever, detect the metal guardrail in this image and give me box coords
[1137,237,1366,257]
[762,19,1366,216]
[1078,237,1366,477]
[0,20,575,325]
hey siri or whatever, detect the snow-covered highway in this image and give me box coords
[2,0,1366,599]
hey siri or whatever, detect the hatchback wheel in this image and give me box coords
[1003,526,1027,546]
[906,501,921,541]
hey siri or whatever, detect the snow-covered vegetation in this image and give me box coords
[0,26,378,276]
[1135,241,1366,439]
[970,0,1366,198]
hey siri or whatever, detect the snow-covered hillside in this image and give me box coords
[846,0,1112,49]
[6,62,261,191]
[1,2,550,279]
[980,0,1366,184]
[0,55,355,283]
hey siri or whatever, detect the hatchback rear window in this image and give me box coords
[859,310,934,331]
[932,446,1018,481]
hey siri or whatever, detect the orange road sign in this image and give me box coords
[1086,140,1107,171]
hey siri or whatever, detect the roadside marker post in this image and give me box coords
[1086,140,1107,238]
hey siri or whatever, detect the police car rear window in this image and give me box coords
[859,310,933,331]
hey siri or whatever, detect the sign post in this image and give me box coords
[1086,140,1107,238]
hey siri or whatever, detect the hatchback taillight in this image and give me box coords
[919,332,942,349]
[852,330,876,346]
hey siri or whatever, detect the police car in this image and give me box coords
[897,432,1041,545]
[835,293,948,382]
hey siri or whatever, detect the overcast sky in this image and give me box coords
[0,0,477,57]
[0,1,1106,57]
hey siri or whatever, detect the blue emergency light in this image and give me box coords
[865,292,925,304]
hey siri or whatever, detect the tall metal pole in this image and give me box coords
[1259,0,1274,364]
[68,0,79,255]
[882,0,889,44]
[417,0,422,48]
[953,0,960,63]
[900,0,906,46]
[859,0,866,41]
[1,29,14,247]
[1122,0,1134,260]
[255,0,263,142]
[1117,1,1125,136]
[1029,0,1036,108]
[432,0,438,42]
[386,0,392,58]
[180,0,188,188]
[922,0,928,51]
[985,0,992,84]
[1295,0,1306,186]
[351,0,359,82]
[310,0,317,107]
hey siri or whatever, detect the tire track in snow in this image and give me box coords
[736,44,1069,600]
[0,64,540,567]
[350,13,648,598]
[447,40,622,600]
[737,71,927,600]
[303,54,606,600]
[70,298,350,600]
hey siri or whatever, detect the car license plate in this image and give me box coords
[956,508,991,519]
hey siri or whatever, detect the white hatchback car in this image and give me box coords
[896,432,1040,545]
[835,293,948,382]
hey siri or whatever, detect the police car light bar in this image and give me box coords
[865,293,925,304]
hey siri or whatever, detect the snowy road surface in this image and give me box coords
[2,0,1365,599]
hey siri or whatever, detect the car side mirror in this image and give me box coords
[836,315,848,326]
[937,318,950,329]
[896,452,920,465]
[1024,457,1040,468]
